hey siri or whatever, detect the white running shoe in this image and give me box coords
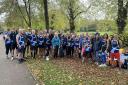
[95,62,99,65]
[103,64,107,67]
[46,56,49,61]
[99,64,104,67]
[11,57,14,61]
[99,64,107,67]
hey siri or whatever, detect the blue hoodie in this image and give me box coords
[52,36,60,48]
[79,36,84,48]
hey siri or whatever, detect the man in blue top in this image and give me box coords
[16,29,25,63]
[92,32,102,65]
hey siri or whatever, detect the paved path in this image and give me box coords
[0,35,37,85]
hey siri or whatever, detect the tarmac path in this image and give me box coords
[0,35,37,85]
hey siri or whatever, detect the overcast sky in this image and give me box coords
[0,0,105,22]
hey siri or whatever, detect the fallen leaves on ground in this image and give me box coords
[26,57,128,85]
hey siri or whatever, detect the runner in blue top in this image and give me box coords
[52,32,60,58]
[92,32,102,65]
[111,36,119,53]
[4,32,11,59]
[38,32,44,57]
[70,35,75,57]
[26,29,31,56]
[16,29,25,63]
[82,33,93,63]
[30,30,37,58]
[45,33,51,60]
[10,29,18,60]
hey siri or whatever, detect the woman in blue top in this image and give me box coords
[38,32,44,58]
[45,33,51,60]
[99,34,109,67]
[70,35,75,57]
[82,33,93,63]
[52,32,60,58]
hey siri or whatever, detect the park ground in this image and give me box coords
[0,35,37,85]
[26,32,128,85]
[26,57,128,85]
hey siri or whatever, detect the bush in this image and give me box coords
[118,33,128,47]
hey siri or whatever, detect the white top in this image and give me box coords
[120,54,128,63]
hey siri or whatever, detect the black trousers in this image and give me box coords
[31,46,37,58]
[5,45,11,55]
[53,45,59,58]
[66,46,74,57]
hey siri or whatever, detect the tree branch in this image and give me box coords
[23,0,30,21]
[74,4,91,20]
[125,1,128,11]
[15,0,29,26]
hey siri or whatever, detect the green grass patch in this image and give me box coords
[26,59,82,85]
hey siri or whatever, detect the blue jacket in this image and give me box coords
[52,36,60,47]
[5,39,11,45]
[93,38,102,51]
[79,37,84,48]
[61,37,67,46]
[10,32,17,44]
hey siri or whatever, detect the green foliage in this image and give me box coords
[0,0,128,32]
[118,33,128,47]
[97,20,117,32]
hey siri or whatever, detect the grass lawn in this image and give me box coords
[26,57,128,85]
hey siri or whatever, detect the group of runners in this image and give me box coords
[3,28,128,69]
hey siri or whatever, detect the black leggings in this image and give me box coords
[5,45,11,55]
[31,46,37,58]
[23,46,26,58]
[53,46,59,58]
[66,46,74,56]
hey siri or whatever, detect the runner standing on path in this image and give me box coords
[0,35,37,85]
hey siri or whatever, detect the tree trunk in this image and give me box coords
[28,0,31,28]
[69,1,75,33]
[50,13,55,30]
[43,0,49,32]
[117,0,127,34]
[69,19,75,33]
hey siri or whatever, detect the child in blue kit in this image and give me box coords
[120,48,128,69]
[99,48,107,67]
